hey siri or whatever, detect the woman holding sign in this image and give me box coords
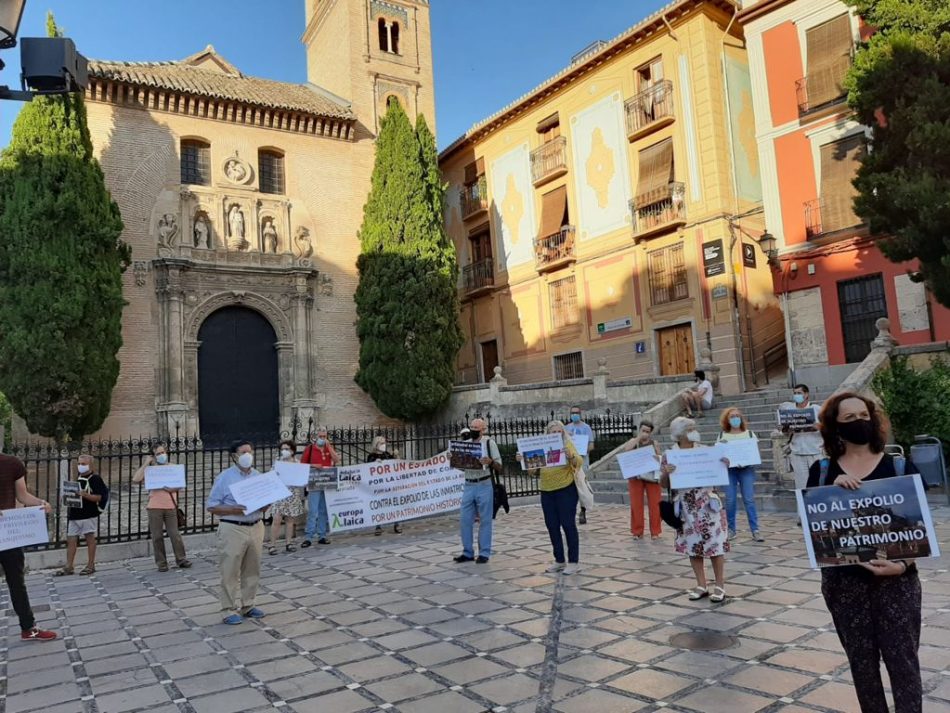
[367,436,402,536]
[133,444,191,572]
[806,393,922,713]
[621,420,663,540]
[716,408,764,543]
[660,417,730,602]
[267,440,305,555]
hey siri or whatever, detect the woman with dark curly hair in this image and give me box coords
[807,391,922,713]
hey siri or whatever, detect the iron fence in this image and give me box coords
[9,412,640,550]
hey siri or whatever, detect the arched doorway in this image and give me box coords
[198,306,280,443]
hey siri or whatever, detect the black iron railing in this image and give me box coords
[625,80,675,135]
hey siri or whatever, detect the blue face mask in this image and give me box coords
[729,416,742,429]
[316,438,327,447]
[793,393,805,404]
[570,414,581,423]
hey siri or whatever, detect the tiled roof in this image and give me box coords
[88,49,353,121]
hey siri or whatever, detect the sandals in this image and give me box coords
[710,586,726,603]
[79,566,95,576]
[285,544,296,553]
[268,546,279,556]
[54,567,74,577]
[393,523,403,534]
[688,586,709,600]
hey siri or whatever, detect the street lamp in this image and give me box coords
[0,0,26,50]
[757,229,779,268]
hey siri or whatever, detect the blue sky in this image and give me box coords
[0,1,668,150]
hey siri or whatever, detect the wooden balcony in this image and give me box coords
[530,137,568,186]
[462,257,495,297]
[534,226,576,273]
[460,176,488,220]
[630,182,686,241]
[625,80,675,141]
[804,198,865,240]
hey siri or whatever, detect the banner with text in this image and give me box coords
[325,453,464,532]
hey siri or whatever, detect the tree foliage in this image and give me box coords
[872,355,950,453]
[0,14,129,443]
[844,0,950,305]
[354,101,463,420]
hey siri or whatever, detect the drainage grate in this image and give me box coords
[670,630,739,651]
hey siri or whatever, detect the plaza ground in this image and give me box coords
[1,504,948,713]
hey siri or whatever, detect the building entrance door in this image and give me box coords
[198,306,280,444]
[657,323,695,376]
[480,340,499,383]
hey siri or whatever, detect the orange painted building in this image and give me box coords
[740,0,950,385]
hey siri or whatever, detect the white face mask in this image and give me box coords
[237,452,254,469]
[155,453,168,465]
[377,443,387,452]
[280,449,292,459]
[77,464,90,474]
[686,431,702,444]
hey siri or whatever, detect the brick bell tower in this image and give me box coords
[302,0,436,136]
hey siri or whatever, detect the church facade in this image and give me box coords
[79,0,434,441]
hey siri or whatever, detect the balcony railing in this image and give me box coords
[530,136,568,186]
[625,80,675,138]
[795,57,851,116]
[804,198,864,239]
[460,176,488,220]
[534,225,576,271]
[571,40,608,65]
[463,257,494,294]
[630,181,686,240]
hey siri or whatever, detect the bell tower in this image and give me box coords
[302,0,435,136]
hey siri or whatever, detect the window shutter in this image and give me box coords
[463,161,477,185]
[805,14,852,107]
[819,135,865,232]
[636,139,674,207]
[649,249,670,305]
[539,186,568,239]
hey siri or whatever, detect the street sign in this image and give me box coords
[703,239,725,278]
[742,243,757,268]
[597,317,632,334]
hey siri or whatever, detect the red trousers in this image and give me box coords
[627,478,662,537]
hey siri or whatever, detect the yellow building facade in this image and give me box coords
[441,0,783,396]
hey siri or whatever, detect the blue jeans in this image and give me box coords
[726,466,759,533]
[540,483,579,563]
[460,479,493,559]
[304,490,329,540]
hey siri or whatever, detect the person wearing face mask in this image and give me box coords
[266,440,305,555]
[206,440,267,625]
[780,384,823,490]
[564,406,594,525]
[806,393,922,713]
[367,435,402,536]
[660,417,730,602]
[717,408,763,542]
[300,428,341,547]
[621,420,663,540]
[133,443,191,571]
[454,418,502,564]
[55,454,107,577]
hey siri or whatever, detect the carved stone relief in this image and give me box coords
[222,152,252,185]
[157,214,178,247]
[132,261,149,287]
[226,203,248,251]
[294,226,313,259]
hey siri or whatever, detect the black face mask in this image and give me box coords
[838,419,874,445]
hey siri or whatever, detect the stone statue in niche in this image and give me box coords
[156,214,178,247]
[227,204,248,250]
[193,213,211,249]
[294,226,313,258]
[261,218,279,253]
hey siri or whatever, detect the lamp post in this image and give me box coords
[0,0,26,50]
[757,230,779,269]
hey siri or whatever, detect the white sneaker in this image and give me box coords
[563,564,580,575]
[545,563,565,573]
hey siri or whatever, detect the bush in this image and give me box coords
[872,356,950,452]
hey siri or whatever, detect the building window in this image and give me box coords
[635,138,675,209]
[838,274,887,363]
[258,150,285,195]
[180,139,210,186]
[648,244,689,305]
[549,275,579,330]
[817,134,866,234]
[469,229,492,263]
[391,21,400,54]
[800,14,853,113]
[378,17,400,54]
[636,56,664,92]
[554,351,585,381]
[537,113,560,144]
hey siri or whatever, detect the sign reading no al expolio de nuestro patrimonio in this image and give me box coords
[324,453,464,532]
[796,475,940,568]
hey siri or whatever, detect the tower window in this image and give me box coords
[377,17,401,55]
[181,139,210,186]
[258,149,285,195]
[378,18,388,52]
[391,22,400,55]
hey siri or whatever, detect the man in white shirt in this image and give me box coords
[779,384,823,490]
[680,370,714,418]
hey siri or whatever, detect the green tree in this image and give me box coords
[844,0,950,305]
[872,356,950,452]
[0,13,129,444]
[354,101,463,420]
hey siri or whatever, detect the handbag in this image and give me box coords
[573,463,595,510]
[170,490,186,530]
[659,485,682,530]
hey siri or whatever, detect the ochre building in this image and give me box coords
[74,0,433,440]
[440,0,783,395]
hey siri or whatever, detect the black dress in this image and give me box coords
[367,451,400,531]
[807,455,922,713]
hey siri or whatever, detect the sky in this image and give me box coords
[0,0,669,151]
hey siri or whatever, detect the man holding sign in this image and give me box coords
[565,406,594,525]
[0,453,57,642]
[206,440,268,625]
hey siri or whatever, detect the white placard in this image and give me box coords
[517,433,567,470]
[144,465,186,490]
[666,446,729,489]
[717,438,762,467]
[570,433,590,457]
[274,461,309,487]
[617,448,661,480]
[0,507,49,551]
[228,472,292,514]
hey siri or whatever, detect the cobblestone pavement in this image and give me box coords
[2,504,948,713]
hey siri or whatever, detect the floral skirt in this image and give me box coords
[271,487,305,518]
[673,487,730,558]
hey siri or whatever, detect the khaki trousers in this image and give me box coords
[790,453,821,489]
[217,521,264,615]
[148,508,187,567]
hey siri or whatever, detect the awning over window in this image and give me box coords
[463,157,486,185]
[538,186,568,239]
[635,138,674,207]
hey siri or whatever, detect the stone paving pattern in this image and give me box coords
[1,504,948,713]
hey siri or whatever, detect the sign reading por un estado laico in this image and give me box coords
[325,452,464,533]
[796,474,940,569]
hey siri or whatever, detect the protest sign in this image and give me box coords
[228,472,291,514]
[617,448,661,480]
[275,461,309,487]
[449,440,485,470]
[307,467,338,491]
[517,434,566,470]
[61,481,82,508]
[0,507,49,552]
[778,407,817,429]
[325,452,464,532]
[336,466,363,491]
[717,438,762,467]
[144,464,186,490]
[796,474,940,569]
[570,433,590,457]
[666,446,729,489]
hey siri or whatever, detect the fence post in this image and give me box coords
[593,357,609,407]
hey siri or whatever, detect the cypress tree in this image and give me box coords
[354,101,463,420]
[0,14,129,444]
